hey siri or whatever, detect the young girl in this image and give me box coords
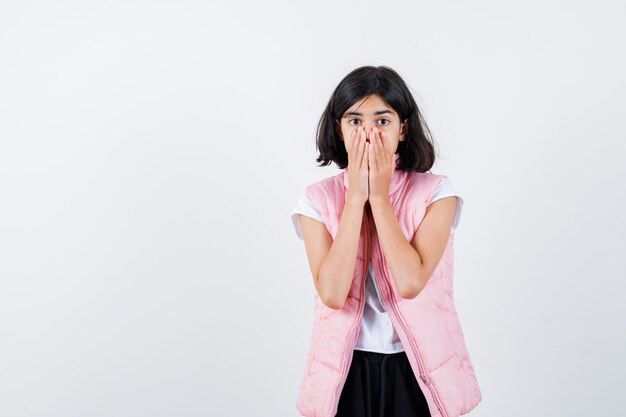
[291,66,482,417]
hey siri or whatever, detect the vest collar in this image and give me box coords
[342,153,406,196]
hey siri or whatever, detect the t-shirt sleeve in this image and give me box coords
[427,178,464,233]
[290,193,324,240]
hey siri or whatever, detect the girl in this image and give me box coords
[291,66,482,417]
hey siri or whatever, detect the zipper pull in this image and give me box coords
[420,374,430,385]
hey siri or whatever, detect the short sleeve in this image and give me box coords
[427,178,464,233]
[290,193,324,240]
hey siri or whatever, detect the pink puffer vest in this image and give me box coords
[296,155,482,417]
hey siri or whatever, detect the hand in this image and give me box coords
[367,128,394,203]
[346,125,369,206]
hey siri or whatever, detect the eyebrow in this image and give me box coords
[342,110,395,117]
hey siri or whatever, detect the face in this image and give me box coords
[335,94,407,154]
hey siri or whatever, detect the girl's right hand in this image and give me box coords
[346,126,369,206]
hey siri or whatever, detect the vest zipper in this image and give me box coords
[369,217,448,417]
[330,211,369,417]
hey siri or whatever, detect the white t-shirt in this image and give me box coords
[291,177,464,353]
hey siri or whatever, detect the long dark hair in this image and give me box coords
[316,66,436,172]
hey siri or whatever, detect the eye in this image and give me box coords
[347,118,360,126]
[378,119,390,126]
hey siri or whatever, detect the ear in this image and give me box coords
[399,120,408,141]
[335,119,343,140]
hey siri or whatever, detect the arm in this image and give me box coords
[299,197,366,310]
[369,195,458,299]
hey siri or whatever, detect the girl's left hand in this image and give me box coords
[367,128,394,203]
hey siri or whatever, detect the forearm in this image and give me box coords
[369,197,424,299]
[318,197,365,309]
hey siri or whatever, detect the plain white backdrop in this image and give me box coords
[0,1,624,416]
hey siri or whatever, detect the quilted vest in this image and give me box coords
[296,154,482,417]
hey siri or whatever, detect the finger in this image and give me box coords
[376,130,392,171]
[381,131,395,171]
[368,136,377,172]
[380,132,395,165]
[347,129,357,157]
[372,129,383,168]
[378,129,390,154]
[351,127,361,156]
[350,130,357,150]
[357,127,367,169]
[349,126,362,165]
[370,129,381,171]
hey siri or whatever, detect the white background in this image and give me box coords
[1,1,624,416]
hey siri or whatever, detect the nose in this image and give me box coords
[357,123,374,133]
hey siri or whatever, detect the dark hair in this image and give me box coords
[315,66,436,172]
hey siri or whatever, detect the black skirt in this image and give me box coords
[335,349,432,417]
